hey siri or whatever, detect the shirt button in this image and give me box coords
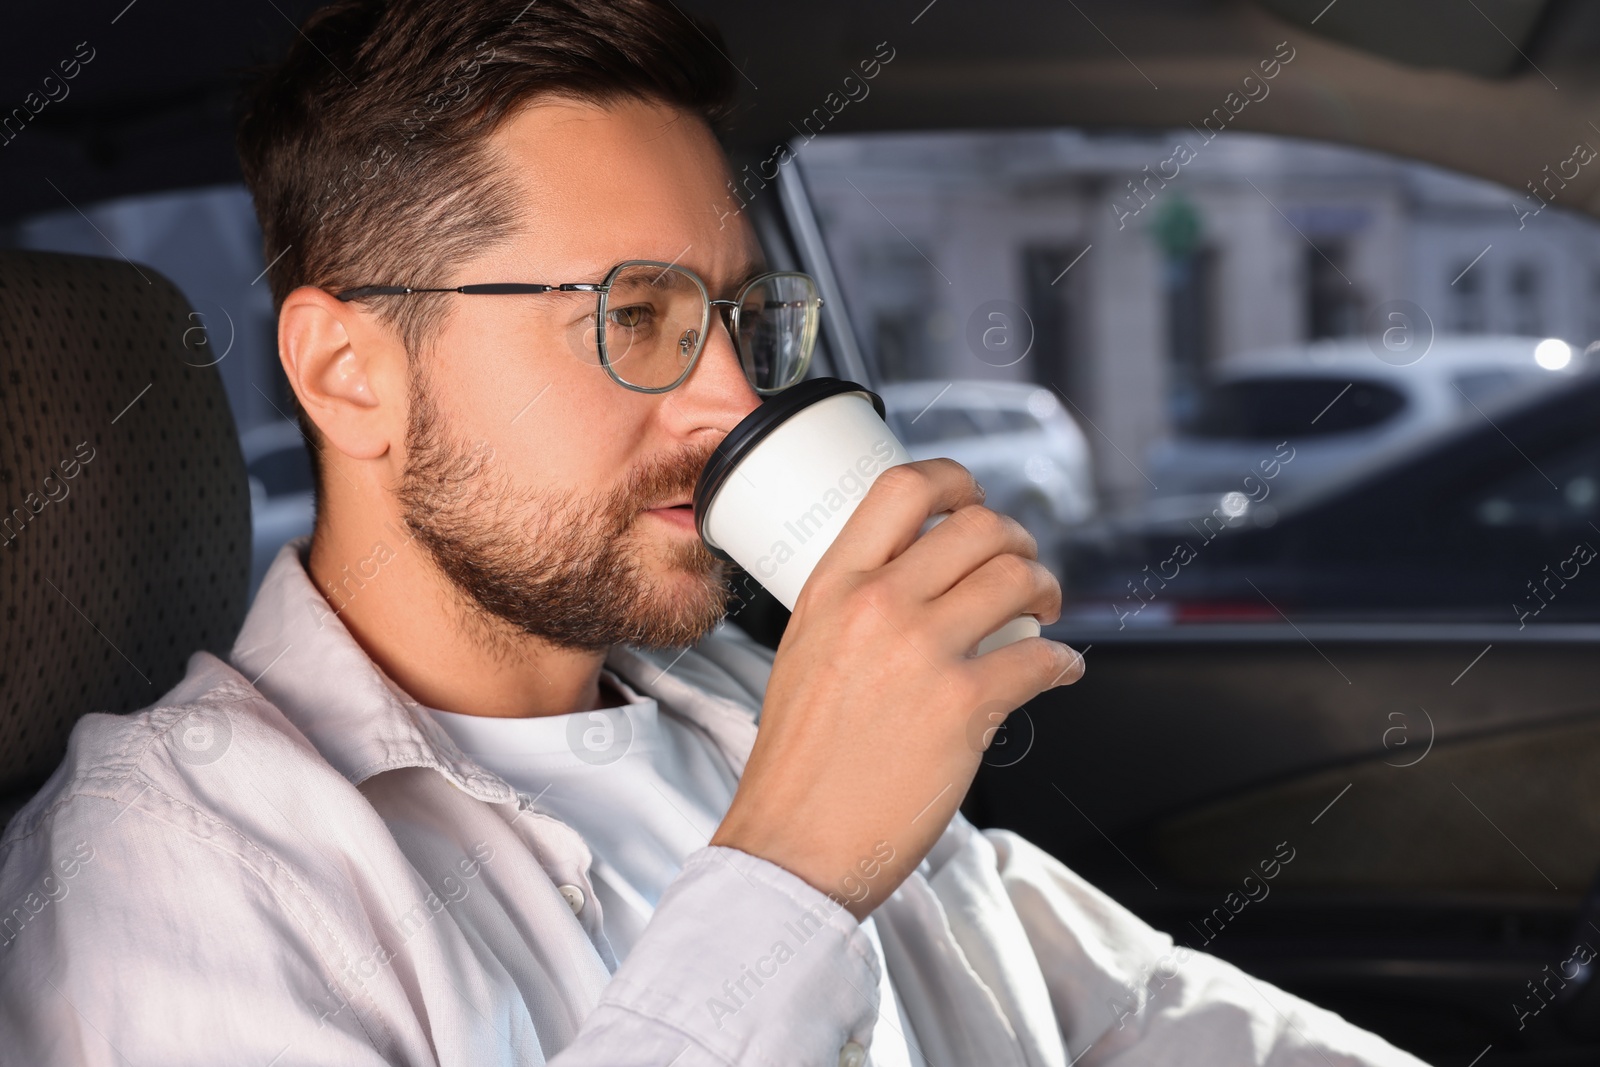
[558,884,586,914]
[838,1040,867,1067]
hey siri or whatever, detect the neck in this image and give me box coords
[305,496,611,718]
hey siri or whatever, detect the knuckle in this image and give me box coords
[837,569,898,628]
[794,564,852,614]
[1010,557,1060,612]
[1012,516,1040,557]
[955,503,1006,540]
[873,462,929,498]
[991,552,1036,591]
[791,571,826,614]
[947,460,983,498]
[852,567,897,604]
[959,505,1035,555]
[1026,558,1055,597]
[992,508,1038,554]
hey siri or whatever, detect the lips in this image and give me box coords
[641,499,698,532]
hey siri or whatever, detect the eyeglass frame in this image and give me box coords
[333,259,824,396]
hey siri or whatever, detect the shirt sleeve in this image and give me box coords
[981,827,1432,1067]
[560,844,883,1066]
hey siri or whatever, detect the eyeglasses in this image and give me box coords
[335,259,823,395]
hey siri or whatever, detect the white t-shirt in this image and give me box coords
[425,667,928,1066]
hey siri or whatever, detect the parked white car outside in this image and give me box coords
[1142,335,1591,529]
[877,379,1097,573]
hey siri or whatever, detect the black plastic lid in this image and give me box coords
[693,377,886,560]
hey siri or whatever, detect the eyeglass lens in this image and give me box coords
[599,264,818,392]
[736,274,821,394]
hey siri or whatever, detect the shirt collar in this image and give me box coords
[228,536,763,801]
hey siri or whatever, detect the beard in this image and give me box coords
[395,363,734,654]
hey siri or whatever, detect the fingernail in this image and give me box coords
[1053,644,1084,686]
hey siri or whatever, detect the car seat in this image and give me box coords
[0,249,251,830]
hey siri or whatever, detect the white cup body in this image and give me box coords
[702,391,1041,655]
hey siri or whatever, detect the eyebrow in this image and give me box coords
[709,260,768,297]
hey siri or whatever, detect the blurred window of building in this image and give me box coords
[1510,261,1543,335]
[1451,260,1489,333]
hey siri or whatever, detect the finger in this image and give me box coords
[930,553,1063,655]
[883,503,1038,603]
[817,458,985,575]
[963,636,1086,716]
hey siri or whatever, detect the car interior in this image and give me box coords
[9,1,1600,1061]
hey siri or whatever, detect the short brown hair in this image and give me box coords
[235,0,739,493]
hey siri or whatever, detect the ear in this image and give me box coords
[278,286,406,463]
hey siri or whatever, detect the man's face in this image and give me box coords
[394,97,765,653]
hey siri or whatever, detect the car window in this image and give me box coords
[795,128,1600,623]
[1184,377,1406,439]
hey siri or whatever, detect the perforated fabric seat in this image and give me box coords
[0,249,251,828]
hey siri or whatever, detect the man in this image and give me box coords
[0,1,1427,1064]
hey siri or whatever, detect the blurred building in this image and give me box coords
[799,128,1600,511]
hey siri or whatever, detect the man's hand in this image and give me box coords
[709,458,1085,920]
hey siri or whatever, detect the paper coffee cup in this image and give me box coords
[694,377,1041,657]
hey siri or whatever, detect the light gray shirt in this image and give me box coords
[0,536,1427,1067]
[423,670,929,1066]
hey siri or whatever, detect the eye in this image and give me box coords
[607,304,653,329]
